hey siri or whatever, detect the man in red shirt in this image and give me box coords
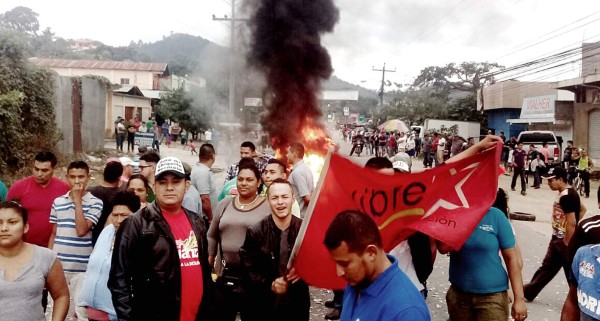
[109,156,213,321]
[6,151,70,247]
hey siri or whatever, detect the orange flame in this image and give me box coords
[299,123,333,185]
[271,118,334,185]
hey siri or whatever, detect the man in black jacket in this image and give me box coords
[109,157,213,321]
[239,178,310,321]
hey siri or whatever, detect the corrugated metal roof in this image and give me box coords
[140,90,164,99]
[29,58,169,73]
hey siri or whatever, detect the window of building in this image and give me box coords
[120,78,130,85]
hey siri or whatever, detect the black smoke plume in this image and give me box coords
[247,0,339,154]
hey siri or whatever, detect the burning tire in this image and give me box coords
[509,211,536,222]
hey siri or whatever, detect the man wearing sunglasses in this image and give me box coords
[138,152,160,202]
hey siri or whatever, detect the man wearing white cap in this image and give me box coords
[109,157,213,321]
[118,156,135,185]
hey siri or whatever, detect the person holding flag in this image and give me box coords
[290,135,504,288]
[239,178,309,321]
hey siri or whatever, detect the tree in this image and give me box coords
[155,88,211,134]
[413,62,502,97]
[447,94,486,124]
[0,6,40,36]
[0,31,61,181]
[379,89,448,126]
[413,62,502,111]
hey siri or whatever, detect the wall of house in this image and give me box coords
[525,101,573,143]
[582,42,600,77]
[486,109,526,139]
[479,81,559,110]
[53,75,73,154]
[81,78,107,151]
[53,75,107,154]
[50,67,158,90]
[573,103,599,151]
[108,94,152,137]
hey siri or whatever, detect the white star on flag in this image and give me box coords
[423,162,480,219]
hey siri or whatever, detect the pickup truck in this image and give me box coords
[516,131,562,166]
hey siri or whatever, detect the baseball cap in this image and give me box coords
[155,157,186,180]
[542,166,567,180]
[392,161,410,173]
[119,157,135,167]
[182,162,192,180]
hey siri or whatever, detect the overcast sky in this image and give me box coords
[2,0,599,90]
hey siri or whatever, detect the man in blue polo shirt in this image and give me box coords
[324,210,431,321]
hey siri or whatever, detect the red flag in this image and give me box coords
[290,143,502,290]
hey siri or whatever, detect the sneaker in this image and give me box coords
[511,188,516,191]
[325,308,341,320]
[521,191,527,196]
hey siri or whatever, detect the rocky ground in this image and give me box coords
[94,136,599,321]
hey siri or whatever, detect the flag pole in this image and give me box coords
[287,147,334,270]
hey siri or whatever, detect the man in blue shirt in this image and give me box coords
[324,210,431,321]
[562,244,600,321]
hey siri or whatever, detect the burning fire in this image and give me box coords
[300,123,334,186]
[271,122,334,185]
[305,153,326,187]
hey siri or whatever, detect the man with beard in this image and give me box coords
[109,157,213,321]
[240,178,310,321]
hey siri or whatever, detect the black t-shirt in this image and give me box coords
[530,150,545,162]
[568,215,600,262]
[564,146,573,162]
[513,149,527,168]
[560,188,581,219]
[88,185,119,245]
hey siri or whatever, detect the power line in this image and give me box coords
[492,10,600,61]
[394,0,478,54]
[372,63,396,107]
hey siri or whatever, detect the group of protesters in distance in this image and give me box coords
[1,132,596,321]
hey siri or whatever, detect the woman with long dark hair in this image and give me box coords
[0,200,69,321]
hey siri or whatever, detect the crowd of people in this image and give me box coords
[114,115,214,155]
[1,128,599,321]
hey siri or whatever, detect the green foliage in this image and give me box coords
[0,31,60,181]
[377,89,447,126]
[413,61,502,96]
[155,88,211,133]
[0,6,39,35]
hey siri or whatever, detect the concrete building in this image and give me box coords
[29,58,170,91]
[68,39,98,52]
[479,80,573,141]
[30,58,173,138]
[554,41,600,158]
[108,86,153,137]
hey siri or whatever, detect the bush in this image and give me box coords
[0,30,60,183]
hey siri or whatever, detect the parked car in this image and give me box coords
[516,130,563,166]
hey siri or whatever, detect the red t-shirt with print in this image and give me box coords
[162,210,203,321]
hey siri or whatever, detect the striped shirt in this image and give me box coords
[50,191,102,272]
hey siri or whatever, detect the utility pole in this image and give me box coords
[213,0,248,119]
[372,63,396,107]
